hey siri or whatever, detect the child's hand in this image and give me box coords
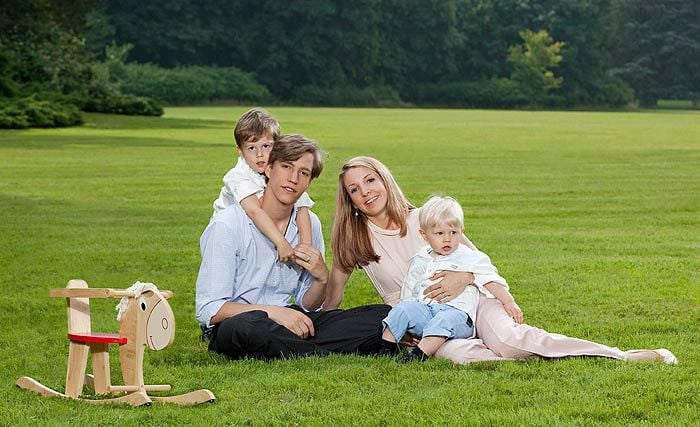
[504,302,524,324]
[277,241,295,263]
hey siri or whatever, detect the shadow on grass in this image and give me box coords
[0,134,225,150]
[83,113,232,130]
[0,113,232,148]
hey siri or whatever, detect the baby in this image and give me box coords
[379,195,518,362]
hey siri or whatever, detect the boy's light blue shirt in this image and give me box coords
[195,203,324,328]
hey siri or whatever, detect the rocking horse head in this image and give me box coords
[119,283,175,351]
[139,285,175,350]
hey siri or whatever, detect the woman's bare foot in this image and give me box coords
[655,349,679,365]
[626,348,678,365]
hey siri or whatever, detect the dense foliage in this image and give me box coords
[0,96,82,129]
[101,0,695,107]
[608,0,700,106]
[0,0,164,128]
[118,64,271,105]
[291,85,401,106]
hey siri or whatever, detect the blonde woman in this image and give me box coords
[325,156,677,365]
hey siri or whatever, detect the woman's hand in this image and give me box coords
[504,301,524,324]
[423,271,475,303]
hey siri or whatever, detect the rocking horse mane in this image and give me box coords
[116,282,160,321]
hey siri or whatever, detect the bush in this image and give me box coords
[558,75,635,107]
[291,85,402,106]
[596,76,634,106]
[406,79,528,108]
[83,57,163,116]
[82,83,163,116]
[0,96,82,129]
[82,91,163,116]
[118,64,271,104]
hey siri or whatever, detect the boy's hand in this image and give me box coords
[504,301,524,324]
[276,241,295,263]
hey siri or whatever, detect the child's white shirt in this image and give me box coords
[213,157,314,214]
[400,244,509,326]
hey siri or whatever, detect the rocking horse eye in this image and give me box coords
[140,301,147,311]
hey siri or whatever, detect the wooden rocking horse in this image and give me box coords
[16,279,215,406]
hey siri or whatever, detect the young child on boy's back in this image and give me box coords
[378,195,521,362]
[212,107,314,261]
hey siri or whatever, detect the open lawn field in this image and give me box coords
[1,107,698,425]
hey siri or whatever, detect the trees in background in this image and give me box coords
[508,29,564,103]
[608,0,700,106]
[2,0,697,128]
[104,0,650,107]
[0,0,162,128]
[0,0,91,127]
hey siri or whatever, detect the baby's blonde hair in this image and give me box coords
[419,195,464,230]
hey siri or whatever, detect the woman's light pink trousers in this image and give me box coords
[435,296,628,363]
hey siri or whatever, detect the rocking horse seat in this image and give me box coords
[67,332,127,345]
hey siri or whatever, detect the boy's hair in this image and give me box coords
[268,134,324,179]
[419,195,464,230]
[233,108,281,148]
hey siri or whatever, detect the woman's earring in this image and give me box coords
[354,209,359,217]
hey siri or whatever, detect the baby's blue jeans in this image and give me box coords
[382,301,473,341]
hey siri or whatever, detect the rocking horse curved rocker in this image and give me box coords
[16,279,215,406]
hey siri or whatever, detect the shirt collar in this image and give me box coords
[236,156,265,177]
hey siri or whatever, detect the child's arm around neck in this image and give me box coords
[240,194,295,262]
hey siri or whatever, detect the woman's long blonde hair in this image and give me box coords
[331,156,414,272]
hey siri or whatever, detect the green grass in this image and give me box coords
[1,107,698,425]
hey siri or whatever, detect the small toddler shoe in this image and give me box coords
[377,339,400,357]
[397,347,428,363]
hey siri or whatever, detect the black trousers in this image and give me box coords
[209,304,391,360]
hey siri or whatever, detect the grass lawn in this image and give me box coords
[1,106,698,425]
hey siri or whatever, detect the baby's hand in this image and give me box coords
[504,302,524,324]
[400,333,420,347]
[277,241,295,263]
